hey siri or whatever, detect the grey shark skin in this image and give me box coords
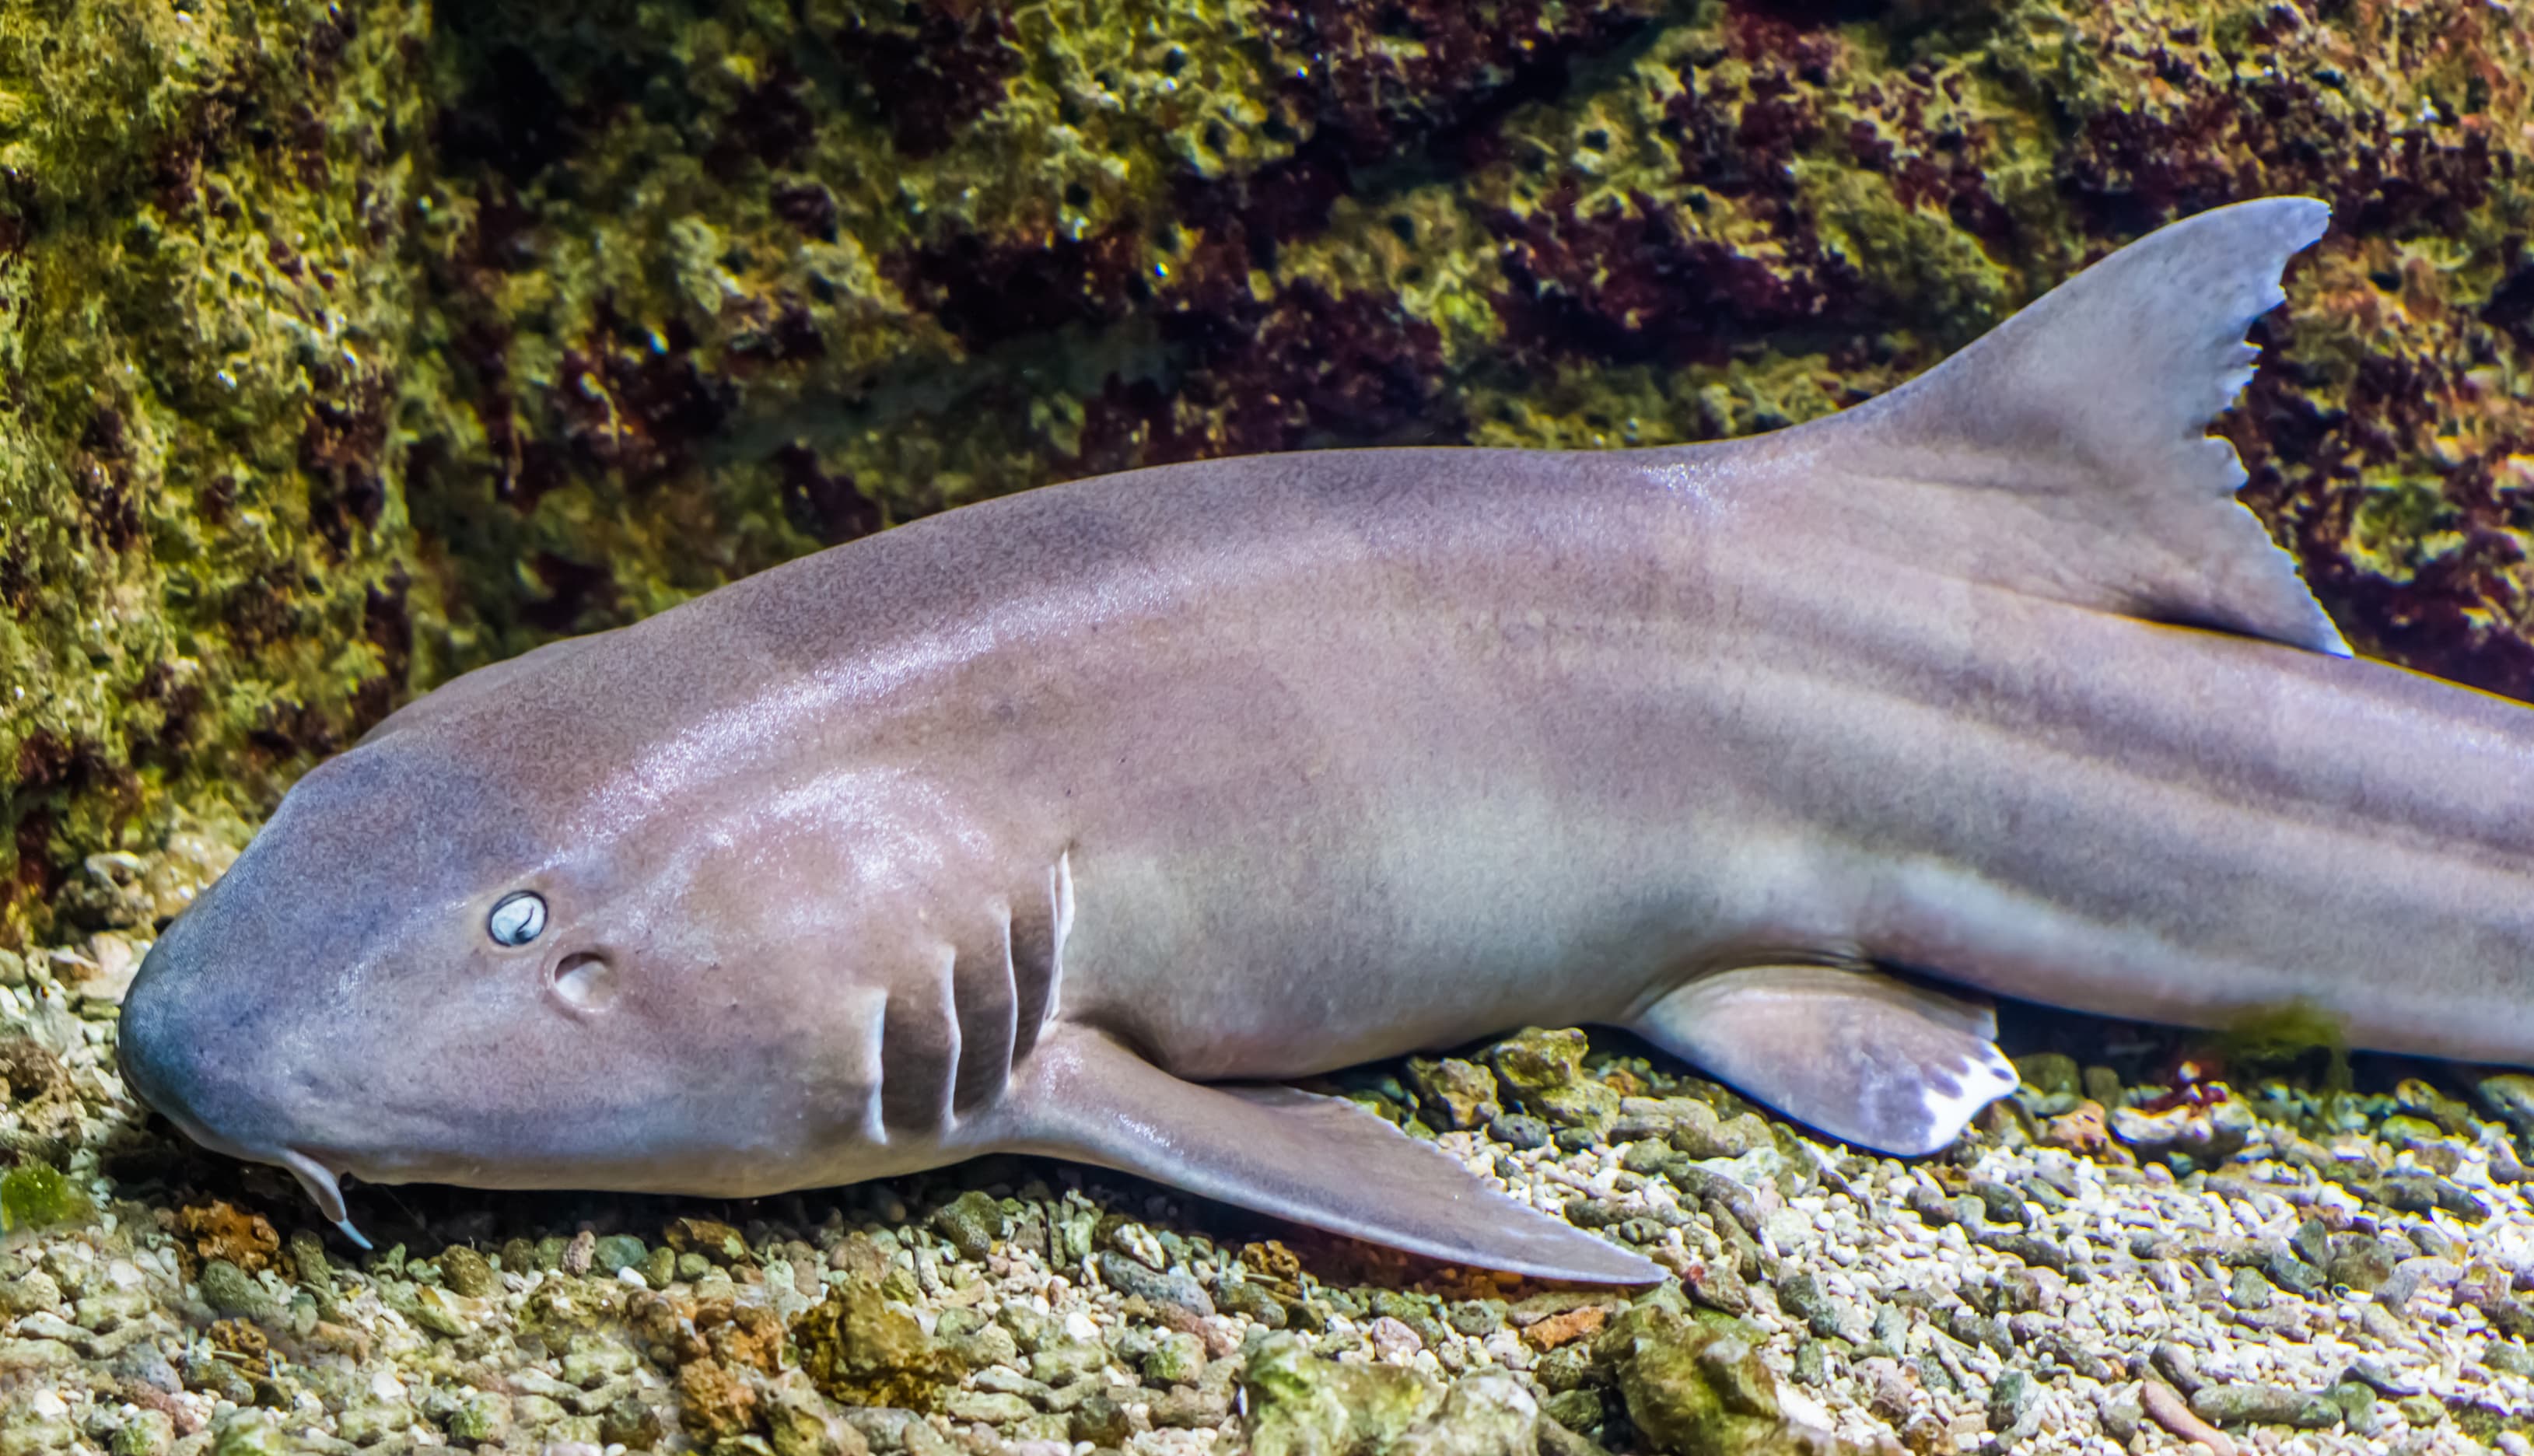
[121,197,2497,1283]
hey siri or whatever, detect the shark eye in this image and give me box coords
[487,892,547,947]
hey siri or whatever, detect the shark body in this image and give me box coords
[120,198,2520,1283]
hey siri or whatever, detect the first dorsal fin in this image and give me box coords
[1780,196,2347,656]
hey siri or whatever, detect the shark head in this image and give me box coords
[115,688,922,1238]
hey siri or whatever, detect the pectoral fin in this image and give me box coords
[1630,964,2018,1156]
[995,1027,1663,1285]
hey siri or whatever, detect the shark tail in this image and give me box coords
[1777,195,2348,658]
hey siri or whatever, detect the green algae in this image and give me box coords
[1596,1304,1846,1456]
[0,1162,86,1235]
[0,0,439,943]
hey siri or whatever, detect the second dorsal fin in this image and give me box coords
[1773,196,2347,656]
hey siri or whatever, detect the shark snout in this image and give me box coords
[118,935,276,1156]
[119,933,371,1243]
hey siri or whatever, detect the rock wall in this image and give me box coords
[5,0,2530,940]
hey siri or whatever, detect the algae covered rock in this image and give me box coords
[1487,1028,1620,1132]
[1407,1056,1503,1132]
[1388,1372,1542,1456]
[0,1162,86,1234]
[1244,1332,1443,1456]
[1247,1333,1559,1456]
[1597,1306,1853,1456]
[791,1278,961,1412]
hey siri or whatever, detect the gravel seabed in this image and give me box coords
[9,919,2534,1456]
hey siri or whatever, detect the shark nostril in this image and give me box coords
[554,953,617,1012]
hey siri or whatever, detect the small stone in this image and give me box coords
[110,1409,176,1456]
[1069,1393,1133,1447]
[2480,1073,2534,1137]
[1218,1279,1288,1328]
[1684,1257,1751,1316]
[210,1410,286,1456]
[678,1359,757,1441]
[2326,1234,2398,1293]
[336,1403,408,1445]
[1598,1305,1814,1456]
[0,1269,61,1317]
[943,1391,1034,1423]
[1486,1027,1619,1132]
[1151,1385,1232,1430]
[1988,1369,2038,1432]
[1367,1315,1426,1360]
[1487,1113,1552,1150]
[1662,1099,1769,1160]
[2262,1244,2326,1299]
[1405,1057,1502,1132]
[2151,1342,2203,1395]
[644,1244,678,1288]
[2189,1383,2343,1430]
[1142,1330,1207,1387]
[2331,1381,2383,1438]
[440,1244,499,1298]
[665,1216,751,1265]
[1539,1388,1602,1434]
[590,1234,647,1275]
[768,1374,869,1456]
[1097,1250,1213,1321]
[1030,1339,1108,1385]
[600,1395,665,1449]
[1966,1181,2026,1224]
[2097,1386,2144,1443]
[564,1341,639,1388]
[2109,1101,2255,1164]
[2225,1267,2272,1311]
[793,1281,961,1411]
[1521,1305,1607,1352]
[2394,1394,2444,1425]
[0,1163,87,1233]
[287,1231,334,1297]
[1388,1370,1539,1456]
[1242,1332,1440,1455]
[197,1259,272,1320]
[1551,1125,1600,1153]
[1773,1271,1840,1339]
[933,1192,1006,1259]
[1790,1340,1825,1385]
[443,1388,512,1444]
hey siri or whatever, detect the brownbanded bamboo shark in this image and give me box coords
[120,197,2499,1283]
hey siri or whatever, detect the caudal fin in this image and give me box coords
[1771,196,2347,656]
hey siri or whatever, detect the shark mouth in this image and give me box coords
[275,1147,371,1250]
